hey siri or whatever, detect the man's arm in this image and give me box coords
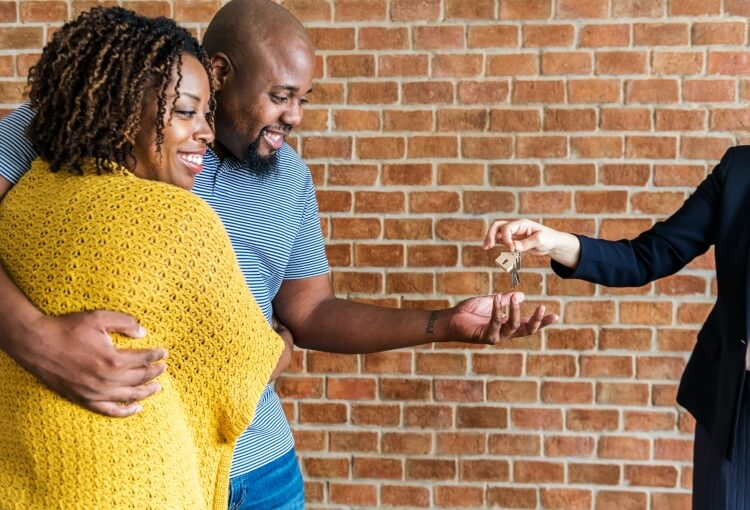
[273,274,557,354]
[0,177,166,417]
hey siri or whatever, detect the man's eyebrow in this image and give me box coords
[274,85,314,95]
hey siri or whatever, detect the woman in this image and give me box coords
[484,147,750,509]
[0,7,282,509]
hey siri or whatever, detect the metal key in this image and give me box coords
[510,249,521,289]
[494,249,522,289]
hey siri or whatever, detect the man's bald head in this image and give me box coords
[203,0,311,67]
[202,0,315,172]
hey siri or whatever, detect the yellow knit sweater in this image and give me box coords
[0,159,283,509]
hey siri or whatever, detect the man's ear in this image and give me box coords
[210,53,232,92]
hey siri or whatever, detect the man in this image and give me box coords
[0,0,557,508]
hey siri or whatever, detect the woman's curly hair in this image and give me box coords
[26,6,214,173]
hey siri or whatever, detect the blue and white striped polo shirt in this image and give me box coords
[0,104,330,478]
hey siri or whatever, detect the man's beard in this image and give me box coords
[242,136,278,177]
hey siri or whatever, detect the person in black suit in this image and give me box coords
[484,146,750,509]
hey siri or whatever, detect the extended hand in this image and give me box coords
[483,219,581,269]
[10,311,166,417]
[446,292,558,344]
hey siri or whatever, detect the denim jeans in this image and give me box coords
[228,448,305,510]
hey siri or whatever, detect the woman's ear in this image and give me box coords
[210,53,232,92]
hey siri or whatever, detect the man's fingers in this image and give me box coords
[87,400,143,418]
[487,294,505,342]
[93,310,147,338]
[121,361,168,386]
[115,347,168,369]
[501,294,522,337]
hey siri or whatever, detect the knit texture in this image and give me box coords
[0,159,283,509]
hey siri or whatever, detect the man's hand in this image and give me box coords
[8,310,166,417]
[269,317,294,383]
[445,292,558,345]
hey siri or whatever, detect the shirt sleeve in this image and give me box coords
[0,104,37,185]
[283,170,330,279]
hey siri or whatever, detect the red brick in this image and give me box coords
[634,23,689,46]
[403,81,454,104]
[381,485,430,507]
[557,0,607,18]
[473,353,524,376]
[310,82,344,104]
[708,52,750,75]
[599,328,652,351]
[692,22,746,45]
[383,109,433,131]
[580,24,630,47]
[523,24,575,47]
[527,354,576,377]
[384,218,432,239]
[330,483,377,506]
[658,328,698,352]
[625,465,679,487]
[670,0,720,15]
[407,245,458,267]
[355,191,405,213]
[600,108,651,131]
[173,0,220,21]
[468,25,519,48]
[406,458,456,480]
[652,51,703,75]
[626,79,679,104]
[446,0,494,18]
[637,356,686,380]
[0,27,43,50]
[653,493,692,510]
[404,404,454,428]
[380,378,430,400]
[681,136,733,161]
[597,382,649,406]
[335,0,385,20]
[612,0,665,16]
[352,404,401,426]
[489,433,541,456]
[359,27,408,50]
[487,54,538,76]
[463,191,515,213]
[684,79,735,103]
[541,488,592,510]
[545,108,596,131]
[575,191,627,214]
[20,0,67,21]
[488,488,537,508]
[303,136,352,159]
[519,191,571,215]
[546,328,596,350]
[414,25,464,49]
[598,164,649,186]
[515,460,564,483]
[490,164,540,186]
[436,432,486,455]
[631,191,686,214]
[348,82,398,104]
[542,52,592,75]
[596,51,647,75]
[727,0,750,15]
[299,403,347,424]
[328,55,374,78]
[433,54,483,78]
[303,456,349,477]
[541,381,593,404]
[712,108,750,131]
[544,164,595,185]
[567,409,619,431]
[545,436,595,458]
[596,491,648,510]
[487,380,538,403]
[569,79,621,103]
[330,430,379,452]
[569,463,620,485]
[500,0,551,19]
[435,486,485,508]
[457,406,508,429]
[308,27,354,50]
[655,438,692,461]
[437,109,487,131]
[572,136,623,158]
[460,459,510,482]
[356,137,405,159]
[516,136,567,158]
[458,81,509,104]
[391,0,440,21]
[656,109,707,131]
[626,136,677,159]
[331,271,382,294]
[490,109,541,132]
[435,379,484,402]
[625,410,677,431]
[353,456,401,479]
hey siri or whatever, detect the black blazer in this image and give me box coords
[553,146,750,458]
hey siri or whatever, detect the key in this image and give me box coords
[494,249,522,289]
[510,249,521,289]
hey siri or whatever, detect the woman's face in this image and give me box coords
[132,54,214,190]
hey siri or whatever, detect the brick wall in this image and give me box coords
[2,0,747,508]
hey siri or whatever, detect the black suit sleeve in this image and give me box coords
[552,148,732,287]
